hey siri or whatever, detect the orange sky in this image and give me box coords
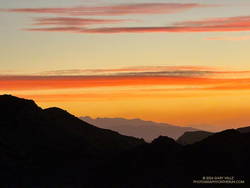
[2,0,250,131]
[1,76,250,90]
[2,66,250,131]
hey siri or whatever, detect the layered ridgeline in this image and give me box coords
[95,129,250,188]
[1,95,250,188]
[177,126,250,145]
[177,131,213,145]
[80,116,198,142]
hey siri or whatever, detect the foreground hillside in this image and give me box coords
[0,95,249,188]
[0,95,144,187]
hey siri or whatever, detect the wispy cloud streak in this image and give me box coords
[39,66,216,76]
[1,66,250,91]
[25,15,250,34]
[4,3,208,16]
[32,17,130,26]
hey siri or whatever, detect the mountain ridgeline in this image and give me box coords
[0,95,144,156]
[0,95,250,188]
[177,127,250,145]
[80,116,198,142]
[177,131,213,145]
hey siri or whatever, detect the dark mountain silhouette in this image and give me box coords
[80,116,199,141]
[237,126,250,133]
[176,125,250,145]
[90,130,250,188]
[0,95,144,187]
[1,94,250,188]
[90,135,183,188]
[0,95,144,155]
[177,130,213,145]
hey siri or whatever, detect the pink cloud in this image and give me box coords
[32,17,130,26]
[174,16,250,31]
[175,16,250,26]
[24,16,250,34]
[4,3,208,16]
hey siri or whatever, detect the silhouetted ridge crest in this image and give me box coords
[202,129,240,141]
[0,95,144,159]
[189,129,243,153]
[0,95,42,122]
[152,136,176,145]
[177,130,213,145]
[43,107,79,120]
[44,107,68,114]
[150,136,181,152]
[0,94,38,108]
[217,129,240,135]
[177,127,250,146]
[237,126,250,133]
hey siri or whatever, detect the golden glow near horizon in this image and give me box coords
[1,0,250,131]
[2,68,250,131]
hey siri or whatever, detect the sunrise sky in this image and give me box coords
[1,0,250,131]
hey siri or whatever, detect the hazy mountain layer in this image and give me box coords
[81,116,198,142]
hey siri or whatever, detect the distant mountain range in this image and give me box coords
[80,116,199,142]
[1,95,250,188]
